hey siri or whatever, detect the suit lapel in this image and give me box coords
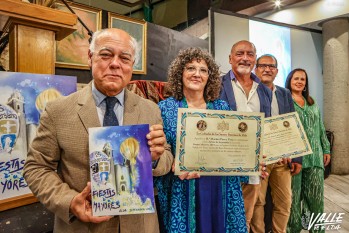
[222,73,237,111]
[275,87,285,114]
[123,89,140,125]
[256,84,266,112]
[256,81,272,117]
[77,83,101,133]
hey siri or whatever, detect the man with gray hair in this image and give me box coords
[23,28,173,233]
[220,40,272,232]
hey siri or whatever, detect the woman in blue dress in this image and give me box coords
[155,47,247,233]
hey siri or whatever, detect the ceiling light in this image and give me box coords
[275,0,281,7]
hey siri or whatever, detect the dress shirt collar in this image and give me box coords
[272,84,277,93]
[229,70,262,84]
[92,81,125,107]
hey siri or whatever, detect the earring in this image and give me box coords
[303,87,306,92]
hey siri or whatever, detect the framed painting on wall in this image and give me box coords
[108,13,147,74]
[55,1,102,69]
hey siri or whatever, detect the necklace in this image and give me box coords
[292,93,302,99]
[292,94,305,107]
[187,101,206,109]
[181,98,213,109]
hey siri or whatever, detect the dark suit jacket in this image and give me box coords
[275,85,295,114]
[220,71,272,117]
[23,83,173,233]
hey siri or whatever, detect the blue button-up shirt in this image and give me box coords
[91,82,125,126]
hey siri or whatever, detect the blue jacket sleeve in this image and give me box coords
[292,156,302,164]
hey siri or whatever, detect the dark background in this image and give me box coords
[55,11,208,84]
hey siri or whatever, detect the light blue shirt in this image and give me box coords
[91,82,124,126]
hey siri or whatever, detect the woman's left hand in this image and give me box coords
[178,172,201,180]
[172,161,200,180]
[324,154,331,166]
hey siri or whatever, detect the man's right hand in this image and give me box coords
[277,157,291,165]
[290,162,302,176]
[69,182,113,223]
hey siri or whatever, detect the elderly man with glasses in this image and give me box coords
[23,28,173,233]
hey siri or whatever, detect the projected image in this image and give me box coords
[249,20,291,87]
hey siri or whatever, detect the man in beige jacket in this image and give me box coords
[23,28,173,233]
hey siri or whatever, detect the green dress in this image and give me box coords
[287,98,330,233]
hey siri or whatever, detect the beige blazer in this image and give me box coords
[23,83,173,233]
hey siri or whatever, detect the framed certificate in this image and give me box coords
[175,108,264,176]
[263,112,312,164]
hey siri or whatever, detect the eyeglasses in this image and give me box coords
[185,66,211,77]
[256,64,277,70]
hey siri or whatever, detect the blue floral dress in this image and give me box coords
[155,97,247,233]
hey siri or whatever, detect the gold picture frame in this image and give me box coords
[55,1,102,69]
[108,13,147,74]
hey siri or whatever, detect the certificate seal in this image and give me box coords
[283,121,290,128]
[238,122,248,132]
[196,120,207,131]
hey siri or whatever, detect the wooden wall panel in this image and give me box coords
[10,24,55,74]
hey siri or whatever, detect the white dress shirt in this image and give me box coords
[231,79,261,184]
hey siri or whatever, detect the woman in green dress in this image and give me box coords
[285,68,331,233]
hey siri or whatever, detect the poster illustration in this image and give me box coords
[0,71,77,201]
[89,124,155,216]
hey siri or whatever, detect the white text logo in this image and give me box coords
[303,212,344,231]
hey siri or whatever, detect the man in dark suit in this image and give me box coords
[251,54,302,233]
[220,40,272,232]
[23,28,173,233]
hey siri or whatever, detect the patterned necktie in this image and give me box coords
[103,96,119,126]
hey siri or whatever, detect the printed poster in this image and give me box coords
[89,124,155,216]
[0,71,77,201]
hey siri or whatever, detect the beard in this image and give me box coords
[236,65,252,75]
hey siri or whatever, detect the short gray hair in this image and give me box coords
[231,40,257,55]
[257,54,278,68]
[89,28,139,62]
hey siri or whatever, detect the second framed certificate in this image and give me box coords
[175,108,264,176]
[263,112,312,164]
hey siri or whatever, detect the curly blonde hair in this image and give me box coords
[166,47,221,102]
